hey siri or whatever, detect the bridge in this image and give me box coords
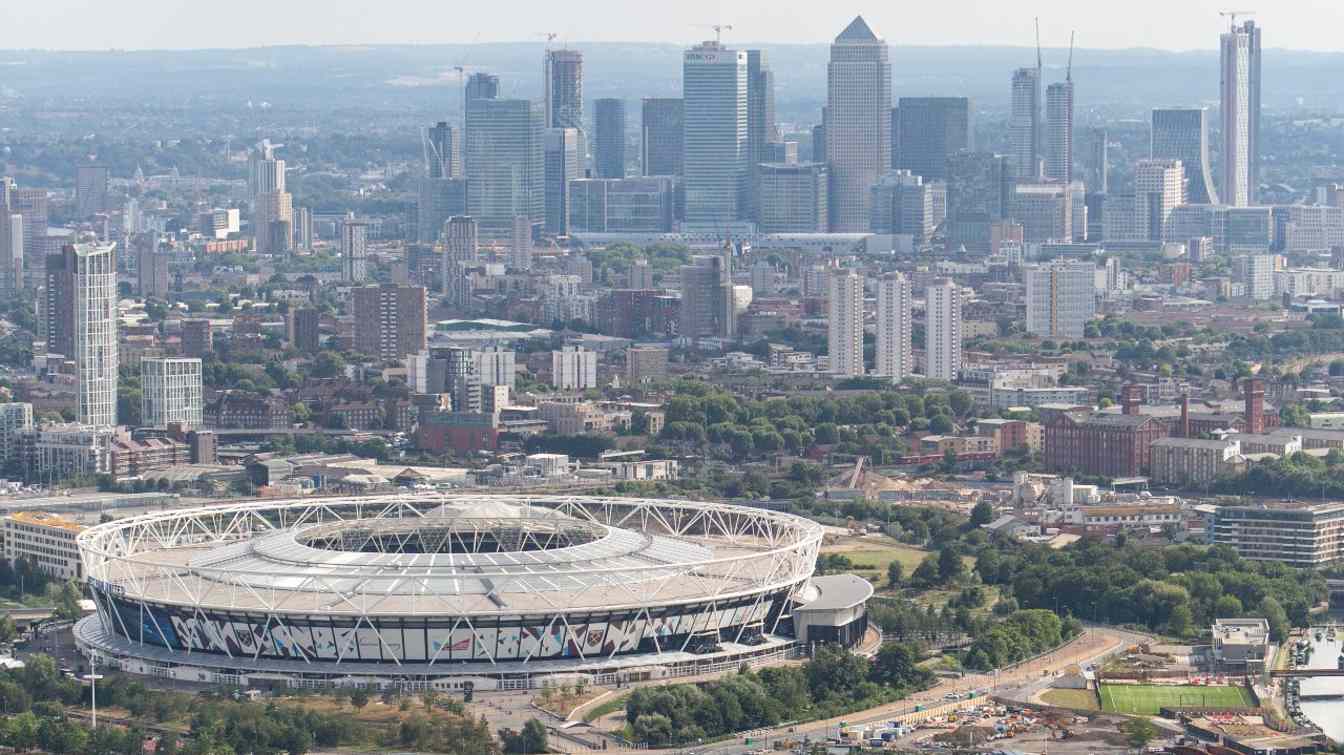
[1271,668,1344,678]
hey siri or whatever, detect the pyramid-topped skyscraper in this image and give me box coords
[825,15,891,232]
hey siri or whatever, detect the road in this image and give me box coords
[557,626,1148,755]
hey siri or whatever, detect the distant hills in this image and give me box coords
[2,43,1343,117]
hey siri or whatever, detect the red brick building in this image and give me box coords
[1044,410,1168,478]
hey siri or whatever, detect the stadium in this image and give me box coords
[75,494,872,691]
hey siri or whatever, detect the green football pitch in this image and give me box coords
[1098,683,1255,715]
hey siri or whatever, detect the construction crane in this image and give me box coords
[1219,10,1256,29]
[538,32,559,49]
[1066,31,1075,82]
[694,23,733,43]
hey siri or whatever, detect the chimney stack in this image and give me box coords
[1245,378,1265,434]
[1180,394,1191,438]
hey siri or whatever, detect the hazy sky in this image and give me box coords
[4,0,1342,52]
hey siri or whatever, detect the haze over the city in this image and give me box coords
[3,0,1343,51]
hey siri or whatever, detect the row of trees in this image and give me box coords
[0,654,501,754]
[962,609,1077,670]
[977,540,1319,641]
[625,643,932,746]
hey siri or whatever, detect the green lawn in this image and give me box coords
[582,693,629,723]
[1098,684,1255,715]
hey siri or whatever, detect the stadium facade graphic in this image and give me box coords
[76,495,871,689]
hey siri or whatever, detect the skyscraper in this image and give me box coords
[443,216,478,307]
[875,271,913,380]
[0,211,20,299]
[69,243,118,427]
[1009,67,1041,182]
[946,152,1015,223]
[825,16,891,232]
[682,41,748,226]
[251,141,292,254]
[75,165,110,219]
[1152,108,1219,205]
[464,72,499,104]
[1220,20,1261,207]
[545,128,582,235]
[1025,260,1095,339]
[544,49,584,131]
[594,98,626,179]
[353,284,427,362]
[551,346,598,391]
[426,121,462,179]
[1085,127,1109,194]
[641,98,684,176]
[895,98,973,182]
[925,280,962,382]
[340,218,367,283]
[757,163,829,233]
[465,98,545,241]
[141,357,203,429]
[679,252,734,340]
[417,177,467,244]
[511,215,533,272]
[828,269,864,377]
[1045,80,1074,183]
[746,49,777,220]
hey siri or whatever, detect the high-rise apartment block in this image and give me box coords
[340,218,368,283]
[895,97,973,181]
[1085,127,1109,194]
[1025,260,1096,339]
[251,141,292,254]
[61,243,119,427]
[1044,81,1073,183]
[1220,20,1261,206]
[181,319,212,358]
[443,216,478,307]
[465,98,545,241]
[1009,67,1041,181]
[828,269,865,377]
[875,271,913,380]
[925,280,962,381]
[683,41,749,226]
[141,357,204,429]
[594,98,626,179]
[0,403,33,469]
[551,346,598,391]
[641,98,684,177]
[287,307,321,352]
[1152,108,1219,205]
[353,284,428,362]
[825,16,891,231]
[679,252,735,340]
[1136,158,1186,240]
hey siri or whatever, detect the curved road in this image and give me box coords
[577,626,1150,755]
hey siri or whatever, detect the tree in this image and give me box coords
[937,547,966,583]
[928,414,954,434]
[910,555,940,588]
[886,560,903,588]
[1167,603,1194,638]
[1121,717,1158,748]
[501,719,546,754]
[970,501,994,527]
[1258,596,1291,642]
[0,615,16,644]
[349,688,371,709]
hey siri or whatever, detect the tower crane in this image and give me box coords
[1219,10,1256,29]
[694,24,734,43]
[1066,31,1075,82]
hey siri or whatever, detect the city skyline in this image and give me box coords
[1,3,1335,52]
